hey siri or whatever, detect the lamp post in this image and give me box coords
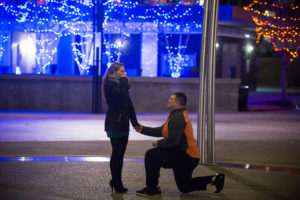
[197,0,220,165]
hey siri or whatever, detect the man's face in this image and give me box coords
[167,95,179,110]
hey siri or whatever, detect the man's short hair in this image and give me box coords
[174,92,187,106]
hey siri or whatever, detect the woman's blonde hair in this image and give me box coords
[103,62,124,82]
[102,62,124,96]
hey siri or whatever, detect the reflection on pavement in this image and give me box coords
[0,156,299,175]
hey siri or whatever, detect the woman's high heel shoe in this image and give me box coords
[110,180,128,194]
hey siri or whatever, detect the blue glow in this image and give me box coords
[1,156,299,174]
[0,1,235,77]
[0,156,144,163]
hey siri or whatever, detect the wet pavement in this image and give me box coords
[1,107,300,200]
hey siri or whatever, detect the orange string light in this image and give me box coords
[244,0,300,62]
[243,1,300,22]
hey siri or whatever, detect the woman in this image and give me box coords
[103,62,139,193]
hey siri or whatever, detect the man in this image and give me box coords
[135,92,225,196]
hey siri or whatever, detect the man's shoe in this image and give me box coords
[136,186,161,196]
[212,173,225,193]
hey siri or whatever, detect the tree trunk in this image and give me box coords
[281,51,289,106]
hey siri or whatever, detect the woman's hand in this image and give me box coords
[134,123,143,132]
[121,72,127,78]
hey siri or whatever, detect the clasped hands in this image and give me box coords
[133,123,158,147]
[134,123,143,133]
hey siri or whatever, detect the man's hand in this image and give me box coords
[134,123,143,133]
[152,140,158,147]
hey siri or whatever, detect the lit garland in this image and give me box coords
[155,5,194,78]
[101,0,139,65]
[244,0,300,62]
[0,46,4,61]
[0,6,8,62]
[2,0,93,23]
[0,2,6,62]
[0,32,8,62]
[34,33,58,74]
[71,22,94,74]
[1,0,203,77]
[102,0,202,77]
[164,33,190,78]
[0,0,94,74]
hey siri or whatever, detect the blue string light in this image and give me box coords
[0,0,203,77]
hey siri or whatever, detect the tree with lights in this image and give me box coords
[244,0,300,105]
[1,0,203,77]
[0,0,94,75]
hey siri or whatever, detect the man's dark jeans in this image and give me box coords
[144,147,212,193]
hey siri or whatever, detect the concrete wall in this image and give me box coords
[0,75,240,113]
[128,77,240,113]
[0,75,92,112]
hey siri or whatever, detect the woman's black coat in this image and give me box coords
[104,76,138,132]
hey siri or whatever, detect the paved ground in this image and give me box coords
[1,161,299,200]
[1,108,300,167]
[1,92,300,200]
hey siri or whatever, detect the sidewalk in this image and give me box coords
[1,109,300,199]
[1,159,299,200]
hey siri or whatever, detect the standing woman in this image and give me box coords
[103,62,139,193]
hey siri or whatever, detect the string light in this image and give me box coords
[0,33,8,62]
[244,0,300,62]
[0,0,94,74]
[1,0,203,77]
[101,0,202,77]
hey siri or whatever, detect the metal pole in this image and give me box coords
[207,0,219,165]
[197,0,210,164]
[92,0,103,113]
[92,0,96,113]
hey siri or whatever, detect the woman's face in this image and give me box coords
[113,66,126,78]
